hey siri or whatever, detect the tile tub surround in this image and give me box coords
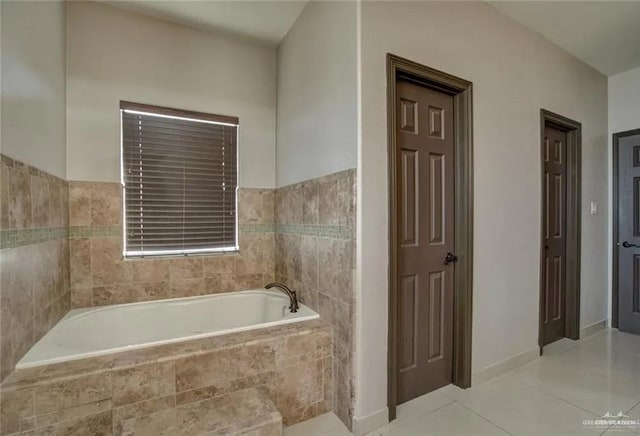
[0,319,332,435]
[68,182,276,307]
[274,169,356,430]
[0,155,70,382]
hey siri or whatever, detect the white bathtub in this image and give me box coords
[17,289,318,369]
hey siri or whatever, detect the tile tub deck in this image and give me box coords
[0,319,332,435]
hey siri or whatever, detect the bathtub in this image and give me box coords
[17,289,319,369]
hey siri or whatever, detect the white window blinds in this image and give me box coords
[121,102,238,257]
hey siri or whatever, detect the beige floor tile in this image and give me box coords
[284,412,351,436]
[513,357,640,416]
[374,403,509,436]
[395,385,455,421]
[285,329,640,436]
[453,378,601,435]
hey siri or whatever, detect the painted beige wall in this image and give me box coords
[356,1,608,423]
[607,65,640,322]
[66,2,277,187]
[276,1,358,187]
[1,0,66,179]
[609,66,640,135]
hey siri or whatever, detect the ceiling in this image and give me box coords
[107,1,640,75]
[106,0,308,45]
[489,1,640,76]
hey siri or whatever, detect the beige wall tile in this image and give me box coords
[202,255,234,278]
[262,190,275,225]
[90,182,121,226]
[276,359,325,425]
[275,169,356,429]
[112,362,175,406]
[119,407,176,436]
[1,323,330,434]
[131,259,170,283]
[0,164,9,230]
[234,273,267,290]
[275,189,287,225]
[34,372,111,414]
[300,236,318,290]
[70,287,93,308]
[0,388,33,435]
[238,189,264,224]
[174,394,237,435]
[169,278,207,298]
[68,181,92,227]
[69,238,91,289]
[288,186,303,224]
[49,180,68,228]
[30,175,49,228]
[302,180,319,225]
[41,410,112,435]
[229,372,276,400]
[203,274,237,294]
[318,238,353,303]
[34,398,111,429]
[318,178,338,225]
[337,169,356,228]
[91,237,128,286]
[168,257,203,281]
[235,233,265,276]
[175,351,229,393]
[112,395,175,435]
[6,165,32,229]
[92,282,171,306]
[1,158,70,382]
[33,295,69,342]
[32,242,59,311]
[228,344,275,381]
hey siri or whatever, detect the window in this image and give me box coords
[120,101,238,257]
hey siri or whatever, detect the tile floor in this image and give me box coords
[285,328,640,436]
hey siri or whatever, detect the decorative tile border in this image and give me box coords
[1,222,354,249]
[275,223,354,240]
[0,227,68,250]
[239,223,276,234]
[68,225,122,238]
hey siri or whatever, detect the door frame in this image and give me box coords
[538,109,582,349]
[387,53,473,420]
[611,128,640,328]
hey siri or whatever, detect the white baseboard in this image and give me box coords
[352,407,388,436]
[580,319,607,339]
[472,346,539,386]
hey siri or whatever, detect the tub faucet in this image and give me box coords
[265,282,299,313]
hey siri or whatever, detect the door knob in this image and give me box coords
[622,241,640,248]
[444,252,458,265]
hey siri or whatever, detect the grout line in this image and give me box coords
[455,401,516,436]
[517,379,600,417]
[394,397,457,424]
[626,399,640,414]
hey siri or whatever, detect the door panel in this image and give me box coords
[541,125,567,346]
[618,133,640,334]
[396,80,454,404]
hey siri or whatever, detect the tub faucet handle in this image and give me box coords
[265,282,299,313]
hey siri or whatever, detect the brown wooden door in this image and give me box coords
[541,125,568,346]
[617,132,640,335]
[396,80,454,403]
